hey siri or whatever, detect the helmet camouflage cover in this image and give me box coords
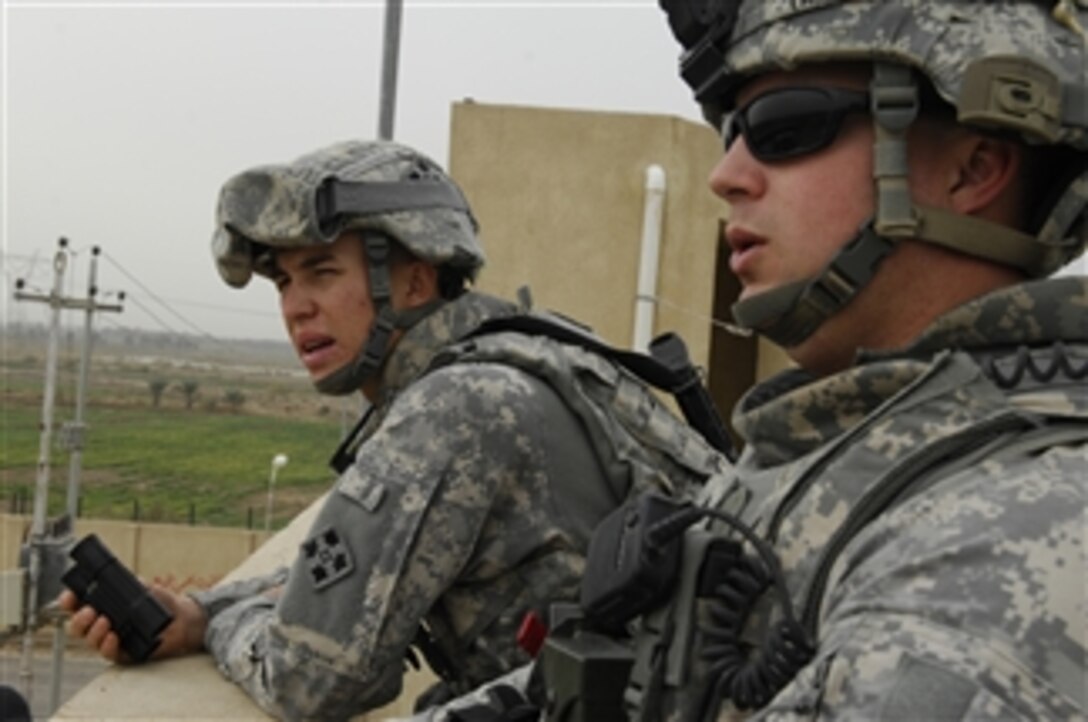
[663,0,1088,274]
[212,139,485,288]
[670,0,1087,147]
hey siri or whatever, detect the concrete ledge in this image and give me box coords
[52,656,270,721]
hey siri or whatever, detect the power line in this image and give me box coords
[159,297,279,319]
[10,247,252,344]
[2,251,48,290]
[99,250,224,344]
[122,294,187,337]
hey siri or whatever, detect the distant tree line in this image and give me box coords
[147,378,245,412]
[4,321,296,365]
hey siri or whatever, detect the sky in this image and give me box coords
[2,0,706,342]
[4,1,1084,345]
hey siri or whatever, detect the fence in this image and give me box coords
[5,490,287,531]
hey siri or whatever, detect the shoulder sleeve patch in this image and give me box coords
[300,526,355,591]
[336,463,387,512]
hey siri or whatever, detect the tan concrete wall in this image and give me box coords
[448,101,794,425]
[0,515,28,575]
[1,514,267,591]
[758,337,797,383]
[450,101,726,367]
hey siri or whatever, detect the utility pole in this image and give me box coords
[62,247,122,519]
[12,238,123,713]
[378,0,403,140]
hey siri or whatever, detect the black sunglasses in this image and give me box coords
[722,86,870,162]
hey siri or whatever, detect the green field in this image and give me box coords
[2,332,352,528]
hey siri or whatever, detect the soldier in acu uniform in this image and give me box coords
[404,1,1088,720]
[60,140,729,720]
[662,2,1088,717]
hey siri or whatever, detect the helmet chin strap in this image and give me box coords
[314,233,442,396]
[731,221,897,348]
[730,64,919,348]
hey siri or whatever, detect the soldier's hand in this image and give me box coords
[58,585,208,664]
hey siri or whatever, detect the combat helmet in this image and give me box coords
[212,139,486,395]
[661,0,1088,347]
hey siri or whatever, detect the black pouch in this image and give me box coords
[580,493,690,628]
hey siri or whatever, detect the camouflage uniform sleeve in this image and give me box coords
[747,443,1086,721]
[188,567,289,621]
[389,664,537,722]
[202,363,583,721]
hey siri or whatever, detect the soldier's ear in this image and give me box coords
[400,259,440,308]
[948,133,1023,218]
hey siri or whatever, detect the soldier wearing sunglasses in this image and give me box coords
[650,1,1086,719]
[399,1,1087,721]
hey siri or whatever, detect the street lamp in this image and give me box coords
[265,453,289,533]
